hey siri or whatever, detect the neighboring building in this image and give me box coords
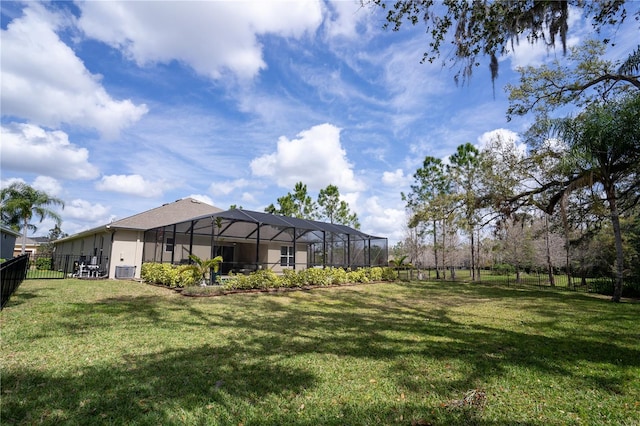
[54,197,389,280]
[12,236,49,258]
[1,225,21,260]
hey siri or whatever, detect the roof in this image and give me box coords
[0,225,21,238]
[56,198,223,242]
[187,208,385,240]
[111,198,222,230]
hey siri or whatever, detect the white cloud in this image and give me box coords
[382,169,412,187]
[33,176,62,197]
[241,192,258,205]
[209,179,250,196]
[0,123,100,180]
[0,4,147,139]
[360,196,405,243]
[64,199,112,222]
[324,0,368,40]
[477,128,526,157]
[250,123,365,192]
[95,174,171,198]
[77,1,323,80]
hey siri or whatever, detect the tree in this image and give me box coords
[0,182,64,255]
[449,143,482,280]
[186,254,223,286]
[368,0,632,85]
[546,94,640,302]
[507,40,640,120]
[265,182,318,219]
[39,225,68,257]
[403,156,455,279]
[317,184,360,229]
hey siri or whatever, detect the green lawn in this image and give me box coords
[1,279,639,425]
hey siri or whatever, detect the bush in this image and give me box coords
[381,267,398,281]
[35,257,52,270]
[144,263,399,292]
[223,270,280,290]
[141,262,199,288]
[494,263,515,275]
[347,268,370,283]
[281,269,305,288]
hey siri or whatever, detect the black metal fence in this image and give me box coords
[1,254,29,309]
[23,253,109,279]
[398,267,640,298]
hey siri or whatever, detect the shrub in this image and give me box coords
[281,269,305,288]
[327,267,348,285]
[346,268,369,283]
[300,267,331,286]
[494,263,515,275]
[381,267,398,281]
[141,262,196,288]
[223,270,281,290]
[35,257,52,270]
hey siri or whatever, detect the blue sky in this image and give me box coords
[1,1,637,243]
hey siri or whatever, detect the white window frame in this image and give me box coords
[280,246,294,267]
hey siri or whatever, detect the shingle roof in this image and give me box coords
[110,198,223,230]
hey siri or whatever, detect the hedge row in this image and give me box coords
[141,262,398,290]
[140,262,201,287]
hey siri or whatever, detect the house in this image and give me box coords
[1,225,21,260]
[12,236,49,258]
[54,198,222,279]
[54,198,389,279]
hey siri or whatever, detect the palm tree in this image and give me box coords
[0,182,64,255]
[547,94,640,302]
[186,254,223,286]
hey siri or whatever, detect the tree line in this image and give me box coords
[398,38,639,302]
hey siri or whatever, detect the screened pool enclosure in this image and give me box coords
[143,209,388,274]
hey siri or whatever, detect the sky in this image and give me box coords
[1,1,637,244]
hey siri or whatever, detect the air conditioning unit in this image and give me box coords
[115,265,136,279]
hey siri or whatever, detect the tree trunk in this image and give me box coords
[441,219,446,280]
[470,224,476,281]
[21,217,28,255]
[606,185,624,302]
[544,214,555,287]
[433,220,440,279]
[560,197,572,288]
[476,229,481,281]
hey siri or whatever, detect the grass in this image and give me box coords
[1,279,639,425]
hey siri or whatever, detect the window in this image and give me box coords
[280,246,294,267]
[165,238,174,252]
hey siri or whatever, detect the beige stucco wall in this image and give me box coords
[109,230,144,279]
[54,228,145,279]
[265,242,307,273]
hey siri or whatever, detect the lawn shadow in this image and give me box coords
[2,344,317,425]
[4,280,638,425]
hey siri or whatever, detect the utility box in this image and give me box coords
[115,265,136,279]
